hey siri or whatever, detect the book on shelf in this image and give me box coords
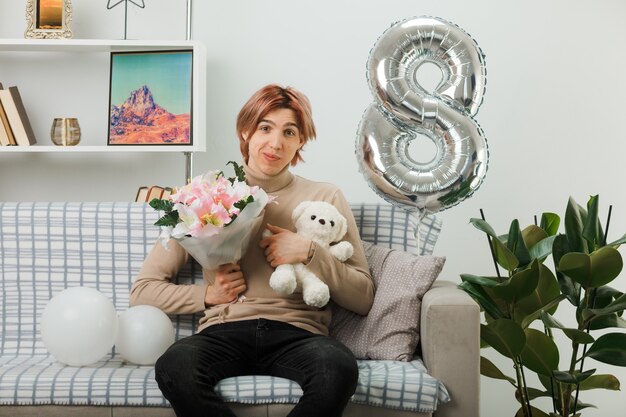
[0,82,16,146]
[0,85,37,146]
[136,185,173,202]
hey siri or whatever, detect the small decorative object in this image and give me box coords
[40,286,118,366]
[264,201,353,308]
[459,195,626,417]
[25,0,73,39]
[50,117,81,146]
[115,305,175,365]
[356,16,488,251]
[108,50,193,146]
[149,161,273,270]
[106,0,146,40]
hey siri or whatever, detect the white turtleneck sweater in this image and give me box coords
[130,163,374,335]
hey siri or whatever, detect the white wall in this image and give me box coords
[1,1,625,415]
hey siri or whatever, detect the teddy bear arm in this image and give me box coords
[329,241,354,262]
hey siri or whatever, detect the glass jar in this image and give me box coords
[50,118,81,146]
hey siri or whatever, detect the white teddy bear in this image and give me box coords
[264,201,354,308]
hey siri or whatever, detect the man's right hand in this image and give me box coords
[204,263,246,306]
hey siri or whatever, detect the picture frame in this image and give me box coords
[25,0,73,39]
[107,50,194,146]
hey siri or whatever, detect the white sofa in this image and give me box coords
[0,202,479,417]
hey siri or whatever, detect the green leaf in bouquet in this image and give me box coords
[559,247,623,289]
[540,212,560,236]
[481,319,526,359]
[577,374,621,391]
[226,160,247,183]
[520,328,559,376]
[149,198,179,227]
[480,356,516,384]
[585,333,626,366]
[149,198,174,212]
[154,211,180,227]
[233,195,254,210]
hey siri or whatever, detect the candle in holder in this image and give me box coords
[51,118,81,146]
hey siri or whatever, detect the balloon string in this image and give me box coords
[414,211,425,255]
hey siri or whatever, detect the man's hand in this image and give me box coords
[259,224,311,267]
[204,263,246,306]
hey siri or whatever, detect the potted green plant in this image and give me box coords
[459,195,626,417]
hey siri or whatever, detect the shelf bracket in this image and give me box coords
[183,151,193,184]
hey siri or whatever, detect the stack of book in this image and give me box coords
[0,82,37,147]
[135,185,174,203]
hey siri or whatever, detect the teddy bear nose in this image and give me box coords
[319,219,326,225]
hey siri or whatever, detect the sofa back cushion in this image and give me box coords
[0,202,440,357]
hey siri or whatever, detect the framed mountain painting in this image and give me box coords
[107,50,193,146]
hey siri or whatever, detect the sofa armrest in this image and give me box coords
[421,280,480,417]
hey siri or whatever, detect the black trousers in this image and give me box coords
[155,318,358,417]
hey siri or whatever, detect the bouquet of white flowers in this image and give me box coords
[149,161,273,269]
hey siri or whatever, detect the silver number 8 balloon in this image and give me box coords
[356,16,488,217]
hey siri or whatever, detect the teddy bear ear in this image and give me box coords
[292,201,313,223]
[334,216,348,241]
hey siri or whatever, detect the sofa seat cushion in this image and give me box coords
[0,354,449,413]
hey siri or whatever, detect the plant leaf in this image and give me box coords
[577,374,621,391]
[588,314,626,330]
[582,195,604,251]
[522,225,548,251]
[540,212,560,236]
[515,405,551,417]
[552,234,581,306]
[460,274,498,288]
[552,368,596,384]
[564,196,588,253]
[515,264,562,327]
[587,292,626,318]
[480,356,516,384]
[540,311,595,344]
[520,295,566,329]
[492,259,540,303]
[493,236,519,272]
[458,281,505,320]
[520,328,560,376]
[481,319,526,359]
[559,247,623,289]
[508,219,531,267]
[585,333,626,366]
[469,218,498,238]
[528,235,557,262]
[607,233,626,248]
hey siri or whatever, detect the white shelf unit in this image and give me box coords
[0,38,207,153]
